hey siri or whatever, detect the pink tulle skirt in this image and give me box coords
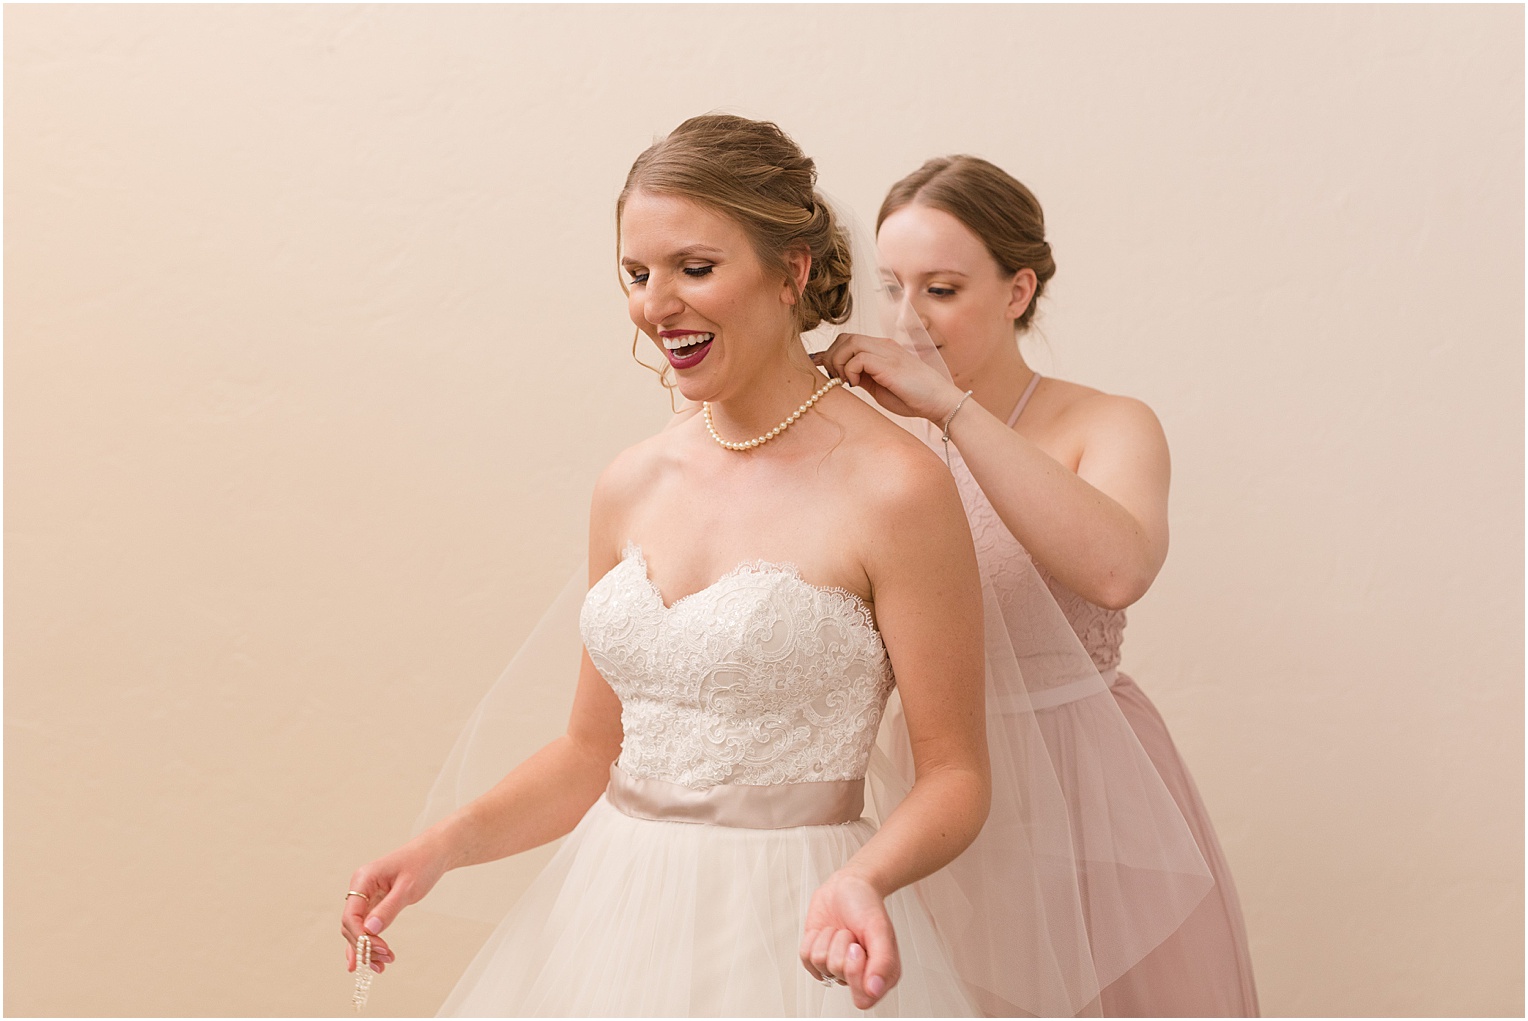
[438,796,976,1017]
[875,666,1258,1018]
[1087,674,1259,1017]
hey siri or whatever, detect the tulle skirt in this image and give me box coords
[874,661,1257,1017]
[438,796,976,1017]
[1088,674,1259,1017]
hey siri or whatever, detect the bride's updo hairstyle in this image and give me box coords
[618,114,854,332]
[879,156,1056,332]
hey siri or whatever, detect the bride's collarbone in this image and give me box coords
[634,471,873,559]
[657,443,876,513]
[623,408,931,606]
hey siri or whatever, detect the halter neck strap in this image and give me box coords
[1006,373,1043,428]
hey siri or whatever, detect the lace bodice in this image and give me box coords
[579,543,893,790]
[952,454,1126,673]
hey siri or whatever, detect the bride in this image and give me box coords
[340,115,989,1016]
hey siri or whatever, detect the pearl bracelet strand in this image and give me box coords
[703,377,842,451]
[352,934,374,1011]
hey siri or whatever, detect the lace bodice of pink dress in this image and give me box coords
[957,463,1126,675]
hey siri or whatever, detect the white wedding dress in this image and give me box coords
[438,542,975,1017]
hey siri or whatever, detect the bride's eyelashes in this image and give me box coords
[625,265,714,287]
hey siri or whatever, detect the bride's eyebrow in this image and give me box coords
[621,244,725,268]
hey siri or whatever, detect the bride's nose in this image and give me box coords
[643,272,684,326]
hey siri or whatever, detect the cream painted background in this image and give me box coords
[5,5,1521,1017]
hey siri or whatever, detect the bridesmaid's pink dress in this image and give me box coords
[963,376,1260,1017]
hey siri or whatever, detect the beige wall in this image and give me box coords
[6,5,1521,1017]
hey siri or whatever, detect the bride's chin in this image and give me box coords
[673,378,715,406]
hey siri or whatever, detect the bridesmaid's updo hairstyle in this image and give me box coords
[618,114,853,332]
[879,156,1056,332]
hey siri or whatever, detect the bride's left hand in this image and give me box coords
[800,870,900,1010]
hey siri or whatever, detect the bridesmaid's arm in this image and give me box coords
[942,388,1171,610]
[813,332,1170,609]
[801,443,989,1009]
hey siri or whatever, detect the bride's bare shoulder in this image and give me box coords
[596,418,688,499]
[825,391,961,511]
[819,393,975,591]
[590,414,697,549]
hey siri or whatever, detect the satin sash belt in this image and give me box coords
[991,668,1119,714]
[605,764,865,829]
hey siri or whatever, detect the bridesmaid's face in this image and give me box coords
[620,190,804,404]
[876,204,1033,383]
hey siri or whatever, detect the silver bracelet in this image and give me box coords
[940,390,975,467]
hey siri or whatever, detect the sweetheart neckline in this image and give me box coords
[617,541,877,623]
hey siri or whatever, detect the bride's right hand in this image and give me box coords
[800,870,901,1010]
[341,835,452,974]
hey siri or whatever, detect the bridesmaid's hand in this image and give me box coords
[812,333,965,424]
[800,870,901,1010]
[340,836,451,975]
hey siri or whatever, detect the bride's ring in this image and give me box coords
[345,890,369,901]
[820,974,837,988]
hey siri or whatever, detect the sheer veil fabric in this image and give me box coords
[415,200,1214,1016]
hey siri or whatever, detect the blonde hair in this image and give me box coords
[879,155,1055,331]
[617,114,853,332]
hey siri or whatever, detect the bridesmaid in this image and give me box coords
[815,155,1259,1017]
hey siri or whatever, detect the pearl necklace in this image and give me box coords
[703,377,842,451]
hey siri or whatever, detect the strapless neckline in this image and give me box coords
[619,541,875,623]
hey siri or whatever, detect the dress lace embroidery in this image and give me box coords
[952,454,1126,673]
[579,543,893,790]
